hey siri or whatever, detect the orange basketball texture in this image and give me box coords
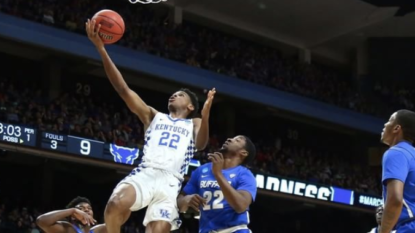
[92,10,125,44]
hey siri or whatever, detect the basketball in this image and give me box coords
[92,10,125,44]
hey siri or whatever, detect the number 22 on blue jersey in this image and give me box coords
[202,190,224,210]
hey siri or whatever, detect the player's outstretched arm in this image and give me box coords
[194,88,216,150]
[85,19,157,127]
[36,208,96,233]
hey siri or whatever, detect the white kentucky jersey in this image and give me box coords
[141,113,196,179]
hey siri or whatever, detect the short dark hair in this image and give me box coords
[241,135,256,165]
[66,196,91,209]
[395,109,415,142]
[180,88,199,118]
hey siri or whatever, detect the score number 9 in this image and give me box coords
[80,140,91,155]
[50,139,90,155]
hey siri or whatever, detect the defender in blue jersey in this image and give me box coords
[379,110,415,233]
[37,196,106,233]
[178,135,257,233]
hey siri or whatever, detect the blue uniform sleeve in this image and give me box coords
[382,149,409,185]
[237,169,258,201]
[183,167,200,195]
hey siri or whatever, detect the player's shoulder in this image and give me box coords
[386,142,415,159]
[196,162,212,172]
[156,112,193,123]
[153,112,167,118]
[383,146,415,167]
[236,165,256,178]
[190,163,211,178]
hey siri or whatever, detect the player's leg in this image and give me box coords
[145,221,172,233]
[143,171,182,233]
[105,167,154,233]
[104,183,135,233]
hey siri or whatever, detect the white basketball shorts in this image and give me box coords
[116,167,182,230]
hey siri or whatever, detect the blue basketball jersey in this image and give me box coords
[183,163,257,233]
[382,141,415,232]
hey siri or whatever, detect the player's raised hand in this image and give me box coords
[201,88,216,118]
[72,208,97,226]
[208,152,224,176]
[184,194,206,212]
[85,19,104,49]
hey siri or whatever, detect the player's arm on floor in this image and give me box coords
[85,19,157,127]
[193,88,216,150]
[216,170,257,213]
[178,167,205,212]
[379,149,408,233]
[36,208,95,233]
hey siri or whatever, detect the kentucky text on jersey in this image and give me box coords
[382,141,415,232]
[154,124,190,137]
[183,163,257,233]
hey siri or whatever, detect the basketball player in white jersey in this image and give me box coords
[86,20,215,233]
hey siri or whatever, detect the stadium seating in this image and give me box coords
[0,78,381,195]
[0,0,413,118]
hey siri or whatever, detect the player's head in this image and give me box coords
[375,205,383,226]
[381,109,415,146]
[220,135,256,166]
[168,88,199,118]
[66,196,93,224]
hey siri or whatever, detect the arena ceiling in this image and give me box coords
[167,0,415,63]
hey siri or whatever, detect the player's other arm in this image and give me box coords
[193,118,208,151]
[210,153,258,214]
[86,20,157,127]
[379,150,409,233]
[194,88,216,150]
[215,172,256,213]
[381,180,404,233]
[36,208,95,233]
